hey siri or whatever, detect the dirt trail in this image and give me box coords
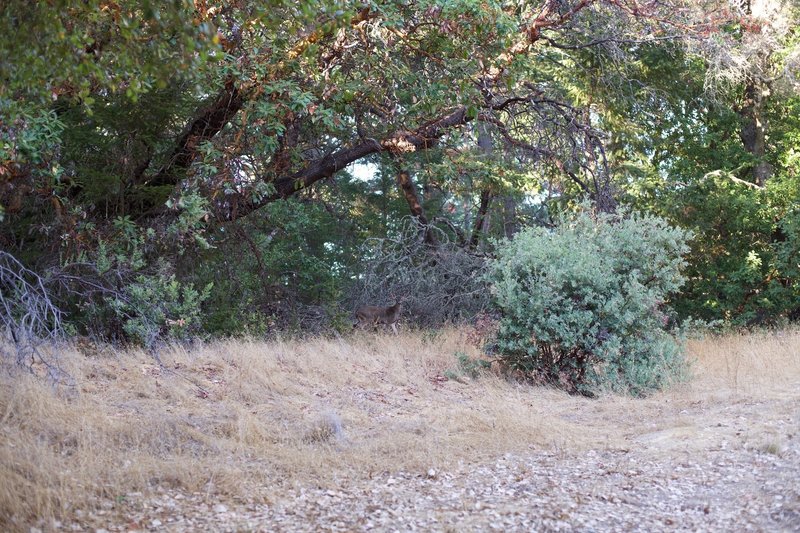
[67,371,800,532]
[5,331,800,532]
[79,402,800,532]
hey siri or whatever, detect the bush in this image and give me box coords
[192,199,355,336]
[350,217,490,328]
[487,206,692,396]
[107,263,212,350]
[0,251,69,383]
[662,172,800,325]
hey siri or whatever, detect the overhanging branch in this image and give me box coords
[224,107,472,220]
[142,79,243,188]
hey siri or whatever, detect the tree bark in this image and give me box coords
[470,122,497,247]
[502,195,518,239]
[737,0,773,187]
[739,78,772,187]
[469,188,492,249]
[395,167,437,247]
[225,107,472,220]
[142,79,243,188]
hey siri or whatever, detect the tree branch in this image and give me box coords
[224,107,472,220]
[142,78,243,187]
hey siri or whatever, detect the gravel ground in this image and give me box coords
[63,442,799,532]
[18,332,799,533]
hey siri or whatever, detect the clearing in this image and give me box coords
[1,329,799,531]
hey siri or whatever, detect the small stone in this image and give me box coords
[151,519,162,527]
[213,504,229,513]
[427,468,437,479]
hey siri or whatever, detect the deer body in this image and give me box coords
[355,301,402,335]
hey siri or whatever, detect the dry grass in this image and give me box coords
[687,329,800,397]
[2,328,799,529]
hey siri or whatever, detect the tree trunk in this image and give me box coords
[142,79,243,187]
[395,167,437,247]
[502,195,518,239]
[469,122,495,248]
[740,78,772,187]
[737,0,772,187]
[469,188,492,249]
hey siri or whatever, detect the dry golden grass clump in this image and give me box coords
[687,329,800,396]
[1,328,799,528]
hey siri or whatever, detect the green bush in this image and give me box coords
[487,206,692,396]
[107,263,212,349]
[444,351,492,382]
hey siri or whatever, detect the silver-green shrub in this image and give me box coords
[107,262,212,350]
[487,207,692,396]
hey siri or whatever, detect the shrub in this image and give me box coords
[0,251,69,383]
[192,199,354,336]
[663,172,800,325]
[107,263,212,350]
[444,351,492,382]
[350,217,490,328]
[487,206,692,396]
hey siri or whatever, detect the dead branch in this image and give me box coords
[0,251,71,384]
[349,217,490,327]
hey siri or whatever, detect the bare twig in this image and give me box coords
[0,251,71,384]
[349,217,490,327]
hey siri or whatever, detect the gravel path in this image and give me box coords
[73,444,799,532]
[23,333,799,533]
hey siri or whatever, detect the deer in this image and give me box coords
[354,295,404,335]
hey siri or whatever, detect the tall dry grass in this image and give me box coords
[1,328,799,529]
[687,329,800,397]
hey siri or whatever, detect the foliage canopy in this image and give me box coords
[0,0,798,353]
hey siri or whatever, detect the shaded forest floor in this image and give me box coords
[2,329,799,531]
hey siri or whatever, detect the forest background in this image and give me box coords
[1,0,799,349]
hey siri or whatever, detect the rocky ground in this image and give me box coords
[46,397,800,532]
